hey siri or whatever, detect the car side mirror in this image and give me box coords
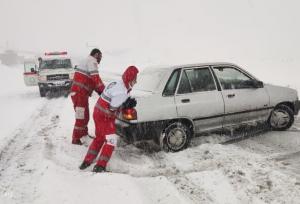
[241,80,264,89]
[30,68,37,73]
[253,80,264,88]
[250,80,264,89]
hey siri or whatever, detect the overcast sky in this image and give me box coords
[1,0,300,88]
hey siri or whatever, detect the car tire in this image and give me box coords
[39,87,46,97]
[268,104,294,131]
[161,122,191,152]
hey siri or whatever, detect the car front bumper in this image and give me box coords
[38,80,72,90]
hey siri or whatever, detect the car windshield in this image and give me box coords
[133,69,167,92]
[40,59,72,69]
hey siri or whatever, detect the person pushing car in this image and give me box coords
[70,49,105,145]
[79,65,139,172]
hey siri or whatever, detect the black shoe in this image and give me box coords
[79,161,91,170]
[92,165,106,173]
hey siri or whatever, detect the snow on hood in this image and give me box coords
[264,83,298,103]
[265,83,298,94]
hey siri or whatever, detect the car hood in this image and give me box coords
[264,83,298,105]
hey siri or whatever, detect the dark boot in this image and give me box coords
[79,161,91,170]
[92,165,106,173]
[72,139,83,145]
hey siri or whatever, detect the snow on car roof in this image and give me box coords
[134,62,254,93]
[141,62,242,72]
[145,62,239,72]
[135,62,239,92]
[142,62,257,80]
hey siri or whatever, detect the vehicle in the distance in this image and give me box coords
[23,51,74,97]
[116,63,300,152]
[37,52,74,97]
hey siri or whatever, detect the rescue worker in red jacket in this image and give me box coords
[79,65,139,172]
[70,48,105,145]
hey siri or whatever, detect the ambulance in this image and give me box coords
[23,51,74,97]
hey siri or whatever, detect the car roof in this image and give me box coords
[41,56,71,60]
[143,62,241,72]
[146,62,260,82]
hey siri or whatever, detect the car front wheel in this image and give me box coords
[269,105,294,131]
[39,87,46,97]
[161,122,191,152]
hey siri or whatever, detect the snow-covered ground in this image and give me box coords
[1,63,300,204]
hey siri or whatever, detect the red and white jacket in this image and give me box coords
[71,56,104,96]
[95,80,129,118]
[95,66,139,118]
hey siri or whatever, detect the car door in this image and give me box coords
[212,65,270,127]
[23,60,38,86]
[174,66,225,133]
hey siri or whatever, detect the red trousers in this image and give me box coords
[71,92,90,141]
[83,107,117,167]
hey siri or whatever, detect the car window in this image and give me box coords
[177,70,192,94]
[186,68,216,92]
[163,69,180,96]
[178,68,216,94]
[24,62,37,72]
[213,67,253,90]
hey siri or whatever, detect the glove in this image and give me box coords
[122,97,137,109]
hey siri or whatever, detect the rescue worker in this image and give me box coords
[70,48,105,145]
[79,65,139,172]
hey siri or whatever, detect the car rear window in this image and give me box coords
[133,69,167,92]
[163,69,181,96]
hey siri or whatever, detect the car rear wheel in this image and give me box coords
[161,122,191,152]
[268,105,294,131]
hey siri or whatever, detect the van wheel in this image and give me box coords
[39,87,46,97]
[268,105,294,131]
[161,122,191,152]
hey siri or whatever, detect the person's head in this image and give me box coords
[90,48,102,64]
[122,66,139,90]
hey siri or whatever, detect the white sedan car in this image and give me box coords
[116,63,300,152]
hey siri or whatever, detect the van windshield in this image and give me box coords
[40,59,72,69]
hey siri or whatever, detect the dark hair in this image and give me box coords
[90,48,102,56]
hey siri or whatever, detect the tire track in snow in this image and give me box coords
[0,100,48,169]
[111,147,219,203]
[0,98,66,203]
[167,174,214,203]
[234,116,300,181]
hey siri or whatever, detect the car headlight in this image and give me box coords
[38,75,47,81]
[69,73,74,79]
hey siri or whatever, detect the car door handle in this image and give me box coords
[227,94,235,98]
[181,99,190,103]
